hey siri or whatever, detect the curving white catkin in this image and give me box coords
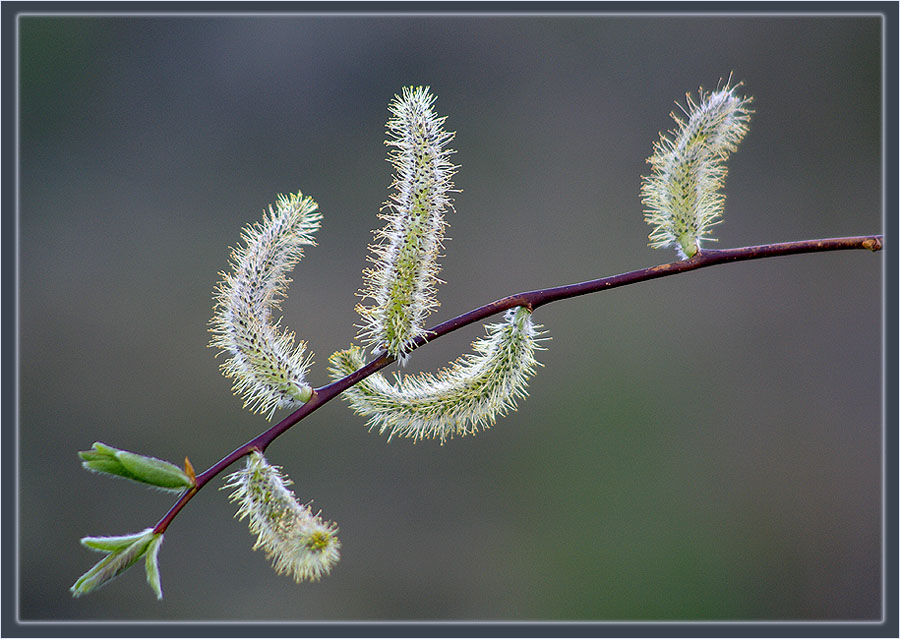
[210,192,321,418]
[641,80,752,259]
[329,307,544,443]
[223,451,341,582]
[356,86,457,364]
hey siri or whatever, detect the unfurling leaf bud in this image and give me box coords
[356,86,457,364]
[641,79,752,259]
[223,452,341,582]
[71,528,164,599]
[79,442,194,492]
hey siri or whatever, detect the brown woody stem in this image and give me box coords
[152,234,882,534]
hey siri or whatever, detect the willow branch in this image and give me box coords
[153,234,882,534]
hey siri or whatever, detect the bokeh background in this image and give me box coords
[18,14,883,621]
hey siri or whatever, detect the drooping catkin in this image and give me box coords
[641,81,752,259]
[329,307,544,443]
[223,452,340,582]
[356,86,457,363]
[210,192,321,418]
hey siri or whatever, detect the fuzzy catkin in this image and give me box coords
[330,307,544,443]
[356,86,456,363]
[210,192,321,418]
[641,81,752,259]
[223,452,341,582]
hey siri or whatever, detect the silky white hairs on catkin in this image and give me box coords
[223,451,341,582]
[641,79,752,259]
[330,307,544,443]
[210,192,321,418]
[356,86,457,364]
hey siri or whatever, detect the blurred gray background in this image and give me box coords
[18,14,882,621]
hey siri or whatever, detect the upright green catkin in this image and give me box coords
[641,81,752,259]
[356,86,457,363]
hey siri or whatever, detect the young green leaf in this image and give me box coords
[81,530,158,553]
[79,442,194,492]
[144,534,165,600]
[71,529,160,598]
